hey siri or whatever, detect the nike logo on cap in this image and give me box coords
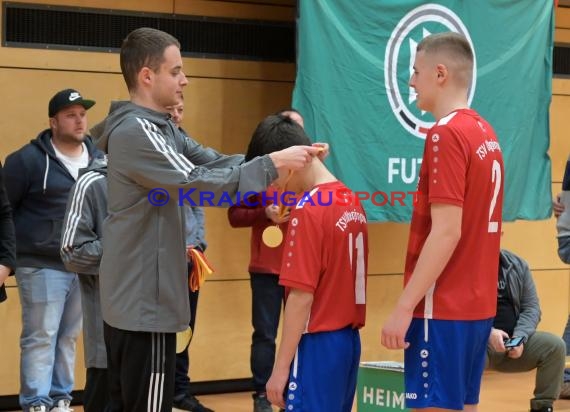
[69,92,81,101]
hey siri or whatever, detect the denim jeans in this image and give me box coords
[250,272,284,393]
[16,267,82,409]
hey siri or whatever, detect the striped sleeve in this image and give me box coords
[60,171,105,275]
[110,116,277,200]
[136,118,196,179]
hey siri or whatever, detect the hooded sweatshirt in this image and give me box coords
[4,129,100,271]
[92,101,277,333]
[0,161,16,303]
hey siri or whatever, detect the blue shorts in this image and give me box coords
[404,318,493,410]
[286,327,360,412]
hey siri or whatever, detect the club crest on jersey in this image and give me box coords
[384,3,477,139]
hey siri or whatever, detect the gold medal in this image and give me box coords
[262,225,283,248]
[262,170,293,248]
[176,327,193,353]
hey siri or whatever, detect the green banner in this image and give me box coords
[293,0,553,222]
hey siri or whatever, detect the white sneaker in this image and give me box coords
[50,400,73,412]
[29,406,47,412]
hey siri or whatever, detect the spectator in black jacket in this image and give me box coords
[486,250,565,412]
[0,160,16,303]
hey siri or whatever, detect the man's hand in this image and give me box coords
[554,193,565,218]
[265,205,289,224]
[266,366,289,409]
[381,305,413,349]
[0,265,11,288]
[488,328,509,352]
[269,146,321,171]
[507,343,524,359]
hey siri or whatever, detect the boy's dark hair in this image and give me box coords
[274,107,301,116]
[120,27,181,92]
[245,114,311,162]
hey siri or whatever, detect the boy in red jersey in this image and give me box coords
[381,32,504,412]
[245,114,368,412]
[227,109,305,412]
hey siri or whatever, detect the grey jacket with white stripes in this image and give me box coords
[60,157,108,368]
[92,101,278,333]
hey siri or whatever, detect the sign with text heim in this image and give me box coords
[357,362,410,411]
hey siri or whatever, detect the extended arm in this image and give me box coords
[381,203,462,349]
[266,289,313,408]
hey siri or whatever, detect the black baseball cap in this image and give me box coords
[48,89,95,117]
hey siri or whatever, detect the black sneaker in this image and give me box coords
[530,407,553,412]
[252,392,273,412]
[173,394,214,412]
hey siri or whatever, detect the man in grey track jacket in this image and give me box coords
[92,27,320,412]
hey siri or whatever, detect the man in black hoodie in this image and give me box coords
[0,161,16,303]
[4,88,100,412]
[486,249,565,412]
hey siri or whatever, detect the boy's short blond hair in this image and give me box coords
[417,32,473,87]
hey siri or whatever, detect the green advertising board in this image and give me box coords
[357,362,410,411]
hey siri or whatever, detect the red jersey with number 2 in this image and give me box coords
[405,109,504,321]
[279,181,368,333]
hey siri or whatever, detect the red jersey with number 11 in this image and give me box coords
[405,109,504,321]
[279,181,368,333]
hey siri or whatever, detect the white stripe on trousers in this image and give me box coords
[147,332,166,412]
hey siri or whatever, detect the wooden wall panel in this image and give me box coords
[557,6,570,35]
[0,287,24,395]
[8,0,172,12]
[188,281,255,381]
[174,0,295,20]
[0,73,294,159]
[183,77,295,154]
[0,1,295,81]
[0,69,129,160]
[534,269,570,335]
[9,0,296,17]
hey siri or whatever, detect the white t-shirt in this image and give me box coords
[51,140,89,180]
